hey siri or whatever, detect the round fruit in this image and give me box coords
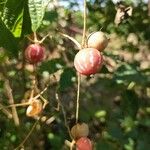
[26,99,43,117]
[76,137,92,150]
[87,31,108,51]
[71,123,89,140]
[25,44,45,64]
[74,48,103,75]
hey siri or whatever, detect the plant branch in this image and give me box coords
[39,33,51,44]
[4,79,20,126]
[65,139,76,150]
[33,32,38,43]
[55,92,73,140]
[82,0,87,48]
[59,32,81,50]
[75,72,81,124]
[75,0,87,124]
[0,102,30,110]
[0,103,12,119]
[0,84,49,110]
[14,119,39,150]
[34,84,49,100]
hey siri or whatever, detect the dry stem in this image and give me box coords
[81,0,87,47]
[14,119,39,150]
[75,0,87,124]
[55,92,72,140]
[0,84,49,110]
[75,73,81,124]
[4,79,20,126]
[0,103,12,119]
[59,32,81,50]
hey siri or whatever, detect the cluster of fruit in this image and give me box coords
[24,31,108,76]
[24,43,46,117]
[71,123,92,150]
[24,31,108,149]
[74,31,109,75]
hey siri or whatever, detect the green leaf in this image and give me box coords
[120,116,136,133]
[39,58,65,74]
[28,0,49,32]
[113,63,147,85]
[21,1,32,36]
[138,117,150,127]
[11,10,23,37]
[0,0,25,37]
[0,0,7,16]
[121,90,139,118]
[44,10,58,22]
[96,140,116,150]
[107,122,124,142]
[124,138,135,150]
[0,18,19,57]
[59,68,76,91]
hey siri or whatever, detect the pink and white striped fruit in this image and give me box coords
[76,137,92,150]
[25,44,45,64]
[74,48,103,75]
[87,31,108,51]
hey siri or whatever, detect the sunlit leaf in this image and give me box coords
[0,0,25,37]
[0,18,19,57]
[28,0,49,32]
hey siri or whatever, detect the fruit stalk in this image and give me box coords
[82,0,87,48]
[76,73,81,124]
[75,0,87,125]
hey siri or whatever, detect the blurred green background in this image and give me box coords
[0,0,150,149]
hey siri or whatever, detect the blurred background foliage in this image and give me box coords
[0,0,150,149]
